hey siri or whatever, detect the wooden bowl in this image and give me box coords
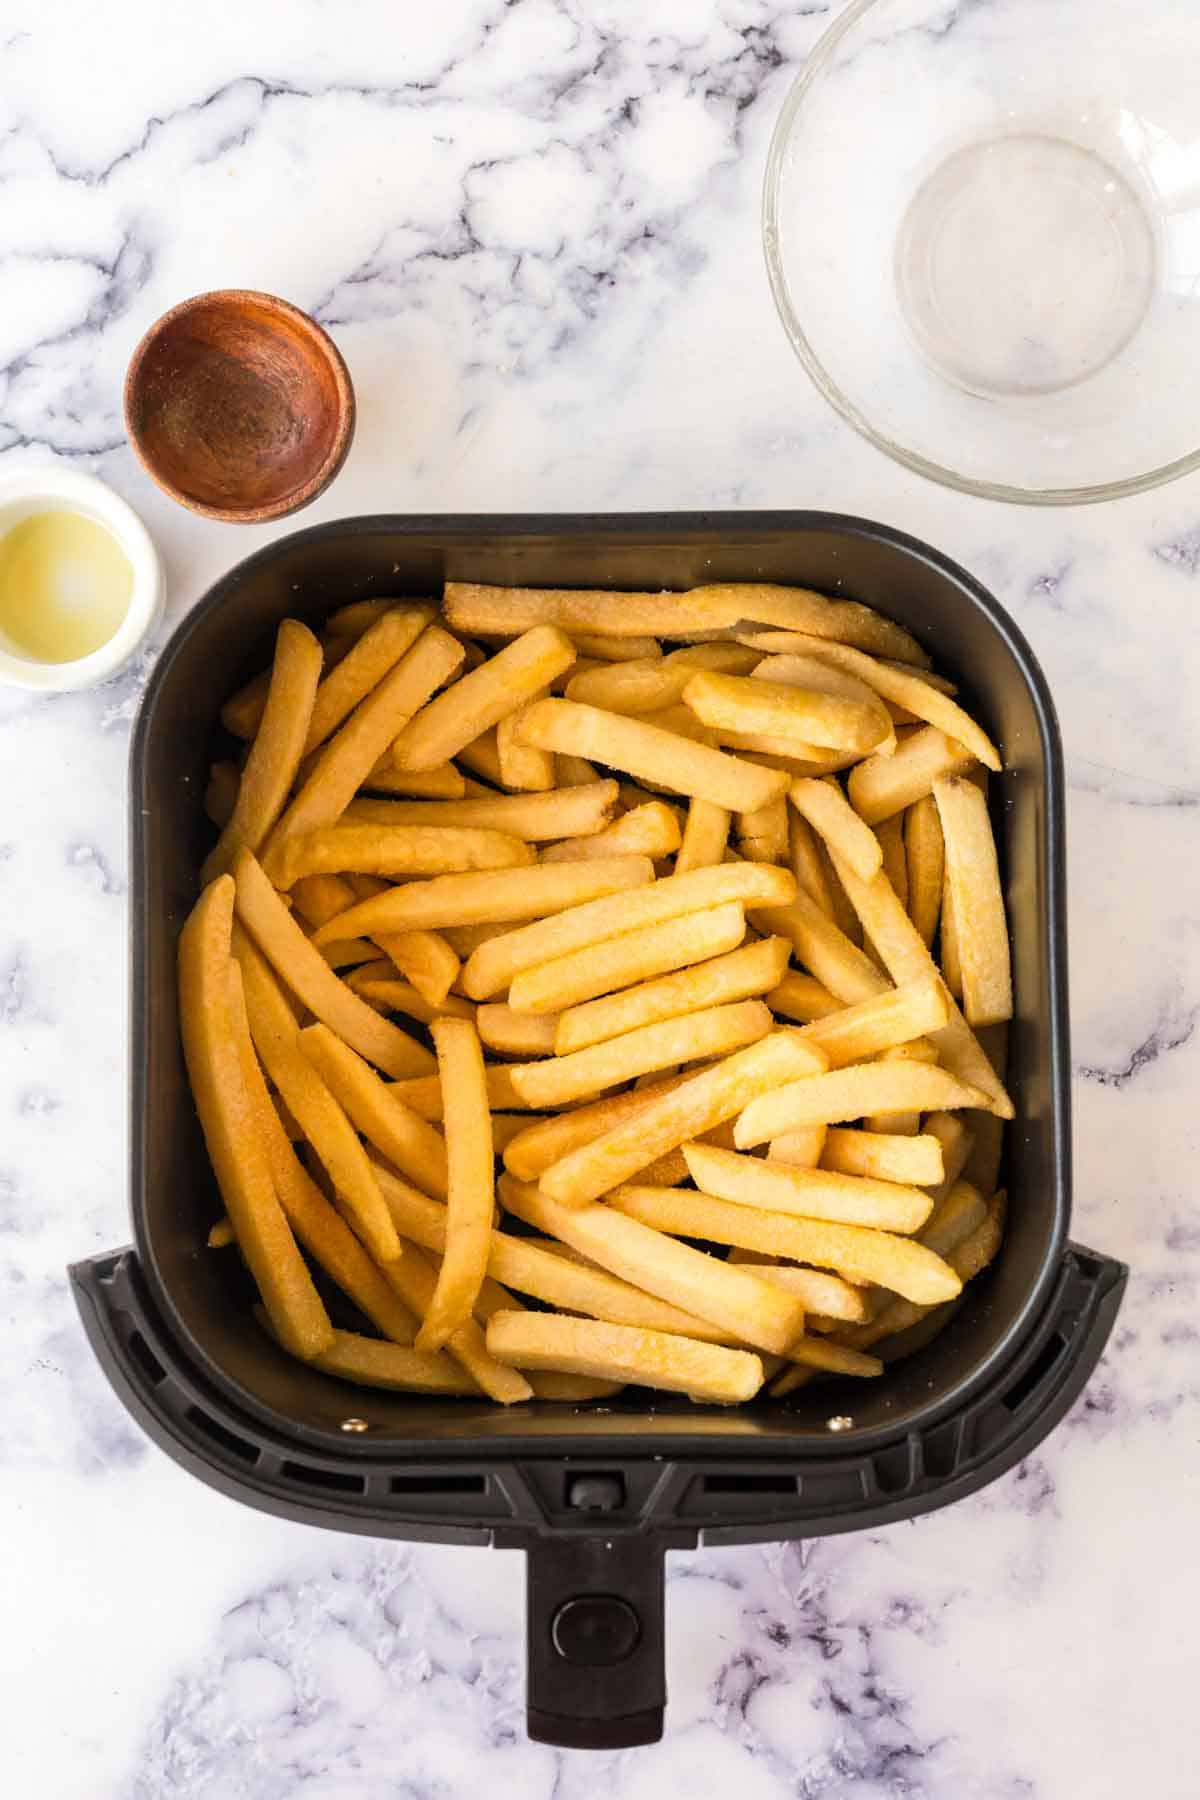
[124,291,355,523]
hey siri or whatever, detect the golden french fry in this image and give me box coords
[821,1127,945,1186]
[786,776,883,884]
[768,637,1000,772]
[486,1310,763,1403]
[204,761,240,829]
[847,726,978,825]
[513,696,790,812]
[684,670,891,755]
[227,980,419,1344]
[278,823,534,886]
[684,1142,933,1233]
[348,780,620,843]
[766,969,842,1023]
[322,938,382,972]
[455,727,505,786]
[709,730,858,771]
[932,776,1013,1026]
[735,1060,988,1148]
[767,1123,827,1167]
[905,794,944,947]
[840,1182,992,1353]
[361,761,467,798]
[201,621,323,883]
[498,1176,807,1353]
[416,1019,494,1351]
[262,617,455,877]
[508,900,748,1017]
[541,800,681,865]
[389,1061,540,1118]
[298,1022,450,1198]
[555,753,600,786]
[786,809,835,916]
[781,1337,883,1378]
[477,1004,560,1057]
[309,1330,477,1395]
[376,1238,531,1402]
[921,1111,975,1205]
[235,937,401,1263]
[510,999,772,1107]
[556,935,790,1055]
[311,856,653,945]
[921,1179,990,1259]
[796,976,949,1067]
[233,850,435,1079]
[609,1186,961,1305]
[565,644,760,715]
[496,689,556,790]
[462,860,794,1000]
[502,1072,691,1179]
[177,880,332,1359]
[393,626,576,771]
[304,606,438,756]
[726,1261,869,1323]
[539,1032,829,1207]
[736,796,789,864]
[754,889,890,1007]
[290,873,359,929]
[439,921,512,959]
[569,632,662,661]
[823,850,1013,1117]
[325,597,404,638]
[673,797,731,873]
[874,814,908,907]
[940,871,963,998]
[369,928,459,1006]
[208,1216,235,1249]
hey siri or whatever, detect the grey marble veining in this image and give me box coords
[1,4,1197,1796]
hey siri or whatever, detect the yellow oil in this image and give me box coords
[0,509,133,663]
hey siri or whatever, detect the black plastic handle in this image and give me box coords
[524,1533,667,1749]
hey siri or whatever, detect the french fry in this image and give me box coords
[684,670,891,755]
[904,794,944,947]
[290,873,359,929]
[177,880,332,1359]
[298,1023,450,1198]
[569,632,662,661]
[822,850,1013,1117]
[847,726,978,824]
[372,928,460,1006]
[767,637,1000,771]
[277,823,534,886]
[201,621,323,883]
[509,999,772,1107]
[502,1073,692,1179]
[455,728,505,786]
[874,814,908,907]
[779,1337,883,1378]
[541,800,681,864]
[796,976,949,1066]
[736,796,789,864]
[486,1310,763,1404]
[566,644,760,714]
[461,861,794,1000]
[233,850,435,1079]
[513,696,790,812]
[525,1373,625,1400]
[207,1217,235,1249]
[725,1261,869,1323]
[555,935,790,1055]
[204,761,240,829]
[785,808,836,916]
[932,776,1013,1026]
[347,781,620,842]
[839,1183,993,1354]
[496,691,556,791]
[766,969,842,1023]
[754,889,890,1006]
[767,1123,827,1168]
[439,921,512,959]
[235,937,401,1263]
[303,606,438,756]
[821,1126,945,1186]
[477,1004,560,1057]
[498,1176,807,1354]
[311,856,653,944]
[325,597,404,638]
[376,1238,531,1402]
[683,1143,933,1233]
[556,753,601,785]
[921,1112,975,1205]
[962,1107,1005,1197]
[261,617,455,877]
[322,939,382,972]
[609,1185,961,1305]
[361,761,467,799]
[710,731,858,772]
[539,1032,829,1207]
[444,582,927,664]
[393,626,576,771]
[507,900,748,1016]
[675,797,731,872]
[735,1060,989,1148]
[309,1330,477,1395]
[416,1020,494,1351]
[940,872,963,998]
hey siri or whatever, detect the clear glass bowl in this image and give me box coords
[763,0,1200,503]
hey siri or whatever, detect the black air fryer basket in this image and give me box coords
[71,514,1126,1749]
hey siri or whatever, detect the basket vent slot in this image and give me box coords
[1003,1332,1067,1415]
[280,1460,366,1494]
[126,1328,167,1388]
[703,1473,797,1496]
[390,1473,487,1497]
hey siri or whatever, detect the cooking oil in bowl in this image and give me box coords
[0,508,134,664]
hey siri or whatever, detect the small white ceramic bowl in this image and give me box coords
[0,465,163,691]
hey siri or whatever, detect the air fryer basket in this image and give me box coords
[72,514,1125,1749]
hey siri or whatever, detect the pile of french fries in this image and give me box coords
[183,579,1014,1407]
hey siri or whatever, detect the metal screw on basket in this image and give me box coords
[825,1415,854,1433]
[340,1417,370,1434]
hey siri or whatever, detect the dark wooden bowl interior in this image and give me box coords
[125,293,352,521]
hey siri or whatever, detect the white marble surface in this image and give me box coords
[2,3,1198,1795]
